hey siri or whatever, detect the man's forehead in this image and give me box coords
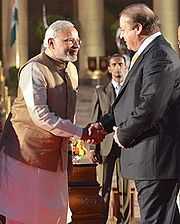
[57,27,79,37]
[119,15,132,27]
[110,57,125,64]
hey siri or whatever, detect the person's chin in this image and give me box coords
[127,45,131,50]
[125,43,132,50]
[68,54,78,62]
[62,55,77,62]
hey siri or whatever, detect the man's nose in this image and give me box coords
[74,41,80,47]
[71,42,80,50]
[115,64,121,68]
[73,39,81,48]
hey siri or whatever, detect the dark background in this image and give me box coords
[28,0,153,58]
[0,0,179,61]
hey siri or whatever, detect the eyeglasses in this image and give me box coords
[63,38,82,46]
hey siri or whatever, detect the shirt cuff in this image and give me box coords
[49,118,83,138]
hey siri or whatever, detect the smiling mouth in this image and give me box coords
[69,49,79,55]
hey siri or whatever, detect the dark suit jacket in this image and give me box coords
[90,82,116,157]
[101,35,180,180]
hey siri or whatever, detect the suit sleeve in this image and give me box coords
[117,50,177,147]
[100,113,115,133]
[91,87,115,133]
[89,88,102,150]
[90,88,102,122]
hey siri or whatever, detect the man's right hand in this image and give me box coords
[81,122,107,144]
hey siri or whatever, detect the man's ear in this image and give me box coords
[135,23,143,35]
[48,38,54,48]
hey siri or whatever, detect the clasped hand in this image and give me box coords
[81,122,107,144]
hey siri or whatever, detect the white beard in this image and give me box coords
[61,53,78,62]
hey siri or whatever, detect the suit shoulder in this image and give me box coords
[95,84,103,89]
[147,44,177,66]
[151,47,168,59]
[96,81,111,91]
[94,84,105,94]
[149,38,172,59]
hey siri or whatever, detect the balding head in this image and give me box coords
[119,4,160,35]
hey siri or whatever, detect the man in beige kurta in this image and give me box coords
[0,20,88,224]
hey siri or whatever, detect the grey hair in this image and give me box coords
[43,20,74,48]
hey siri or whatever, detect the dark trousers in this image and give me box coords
[102,144,130,224]
[135,179,180,224]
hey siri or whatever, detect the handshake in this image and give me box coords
[81,122,107,144]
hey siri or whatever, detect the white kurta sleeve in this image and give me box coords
[19,62,82,138]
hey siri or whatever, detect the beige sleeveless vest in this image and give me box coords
[1,52,78,171]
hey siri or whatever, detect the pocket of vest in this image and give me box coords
[23,127,62,151]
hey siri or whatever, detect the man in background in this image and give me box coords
[89,53,131,224]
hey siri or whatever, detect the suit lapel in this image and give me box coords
[113,35,164,107]
[112,54,143,107]
[99,82,115,114]
[105,82,116,104]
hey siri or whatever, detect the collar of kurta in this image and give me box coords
[43,52,68,70]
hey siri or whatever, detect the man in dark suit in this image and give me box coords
[89,53,130,224]
[88,4,180,224]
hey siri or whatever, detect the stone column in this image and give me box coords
[153,0,179,51]
[2,0,28,71]
[2,0,11,72]
[77,0,105,78]
[17,0,28,66]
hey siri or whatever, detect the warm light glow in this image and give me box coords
[16,50,20,68]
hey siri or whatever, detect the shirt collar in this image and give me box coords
[129,32,161,70]
[111,79,122,89]
[44,52,68,70]
[134,32,161,58]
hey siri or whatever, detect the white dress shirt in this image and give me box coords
[129,32,161,70]
[111,79,122,97]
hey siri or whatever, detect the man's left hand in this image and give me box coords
[113,126,124,148]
